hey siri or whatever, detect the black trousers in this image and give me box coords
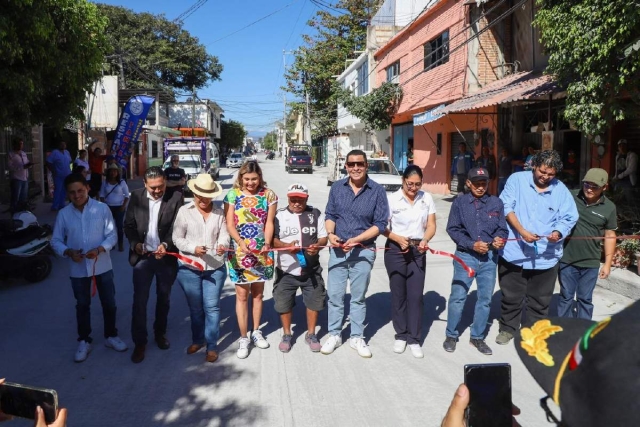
[89,172,102,198]
[456,174,467,193]
[131,256,178,346]
[384,240,426,344]
[498,258,558,334]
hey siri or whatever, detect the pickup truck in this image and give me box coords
[285,147,313,174]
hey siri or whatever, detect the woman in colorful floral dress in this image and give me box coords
[224,161,278,359]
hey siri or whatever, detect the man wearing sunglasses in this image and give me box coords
[557,168,617,320]
[323,149,389,358]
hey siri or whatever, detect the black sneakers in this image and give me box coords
[443,337,457,353]
[470,338,493,355]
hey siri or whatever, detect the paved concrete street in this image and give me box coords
[0,154,634,426]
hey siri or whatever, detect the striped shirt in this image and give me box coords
[51,198,117,278]
[325,177,389,245]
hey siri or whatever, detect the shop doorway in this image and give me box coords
[450,131,475,193]
[393,123,413,172]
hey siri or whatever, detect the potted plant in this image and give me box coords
[613,233,640,270]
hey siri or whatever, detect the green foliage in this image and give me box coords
[220,120,246,150]
[263,131,278,151]
[96,4,223,91]
[535,0,640,135]
[284,0,380,137]
[338,82,403,131]
[0,0,108,129]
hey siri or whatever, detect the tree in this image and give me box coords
[0,0,108,129]
[284,0,381,137]
[535,0,640,135]
[339,82,403,131]
[263,131,278,151]
[96,4,223,91]
[220,120,246,150]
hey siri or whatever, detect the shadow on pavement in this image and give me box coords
[364,291,391,340]
[422,290,447,341]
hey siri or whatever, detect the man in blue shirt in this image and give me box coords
[496,150,578,345]
[51,173,128,362]
[46,140,72,211]
[444,168,508,356]
[322,149,389,358]
[450,142,474,194]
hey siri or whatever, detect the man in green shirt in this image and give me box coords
[557,168,617,319]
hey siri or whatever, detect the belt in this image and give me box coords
[409,239,423,246]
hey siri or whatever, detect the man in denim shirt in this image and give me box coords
[444,168,508,356]
[496,151,578,345]
[322,149,389,358]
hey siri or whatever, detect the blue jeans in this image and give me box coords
[446,250,498,340]
[70,270,118,343]
[327,247,376,338]
[52,174,69,210]
[177,265,227,351]
[557,262,599,320]
[10,179,28,212]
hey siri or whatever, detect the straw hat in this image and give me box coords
[187,174,222,198]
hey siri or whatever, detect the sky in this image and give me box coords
[96,0,318,137]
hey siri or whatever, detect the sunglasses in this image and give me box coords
[583,182,603,191]
[345,161,366,168]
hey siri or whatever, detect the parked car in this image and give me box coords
[285,146,313,174]
[226,152,244,168]
[162,154,205,196]
[335,157,402,191]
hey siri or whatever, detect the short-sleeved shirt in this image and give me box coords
[164,167,186,196]
[274,206,327,276]
[100,180,130,207]
[387,189,436,239]
[46,149,72,178]
[561,190,617,268]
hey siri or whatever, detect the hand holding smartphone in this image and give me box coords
[0,381,58,424]
[464,363,512,427]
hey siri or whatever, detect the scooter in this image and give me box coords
[0,211,53,283]
[266,151,275,160]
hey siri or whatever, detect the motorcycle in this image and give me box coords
[266,151,275,160]
[0,211,53,283]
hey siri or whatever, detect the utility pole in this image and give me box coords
[191,85,196,137]
[303,71,311,145]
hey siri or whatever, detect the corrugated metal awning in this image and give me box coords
[440,71,563,114]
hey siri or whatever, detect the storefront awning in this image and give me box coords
[439,71,563,114]
[413,104,446,126]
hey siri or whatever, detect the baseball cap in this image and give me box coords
[582,168,608,187]
[467,167,489,181]
[287,183,308,198]
[515,301,640,427]
[618,138,628,145]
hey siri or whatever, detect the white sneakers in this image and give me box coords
[393,340,407,354]
[349,337,372,358]
[74,341,92,363]
[237,337,250,359]
[408,344,424,358]
[320,335,342,355]
[105,336,128,352]
[251,330,270,349]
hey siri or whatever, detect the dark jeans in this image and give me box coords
[383,240,426,344]
[498,258,558,334]
[456,174,467,193]
[108,206,125,246]
[90,173,103,198]
[131,256,178,346]
[557,262,599,320]
[10,179,28,212]
[70,270,118,343]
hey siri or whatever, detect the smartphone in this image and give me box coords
[0,382,58,424]
[464,363,512,427]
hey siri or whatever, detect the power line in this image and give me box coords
[173,0,209,23]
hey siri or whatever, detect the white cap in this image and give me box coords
[287,183,308,198]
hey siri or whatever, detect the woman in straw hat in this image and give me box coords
[172,174,229,363]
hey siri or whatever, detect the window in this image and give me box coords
[151,140,158,158]
[386,61,400,83]
[357,61,369,96]
[424,30,449,71]
[437,133,442,155]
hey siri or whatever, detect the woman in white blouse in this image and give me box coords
[172,174,230,363]
[383,165,437,358]
[100,164,129,252]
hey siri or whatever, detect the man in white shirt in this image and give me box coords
[124,166,183,363]
[8,138,33,212]
[51,173,127,363]
[272,184,328,353]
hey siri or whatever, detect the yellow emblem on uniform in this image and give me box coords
[520,320,563,367]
